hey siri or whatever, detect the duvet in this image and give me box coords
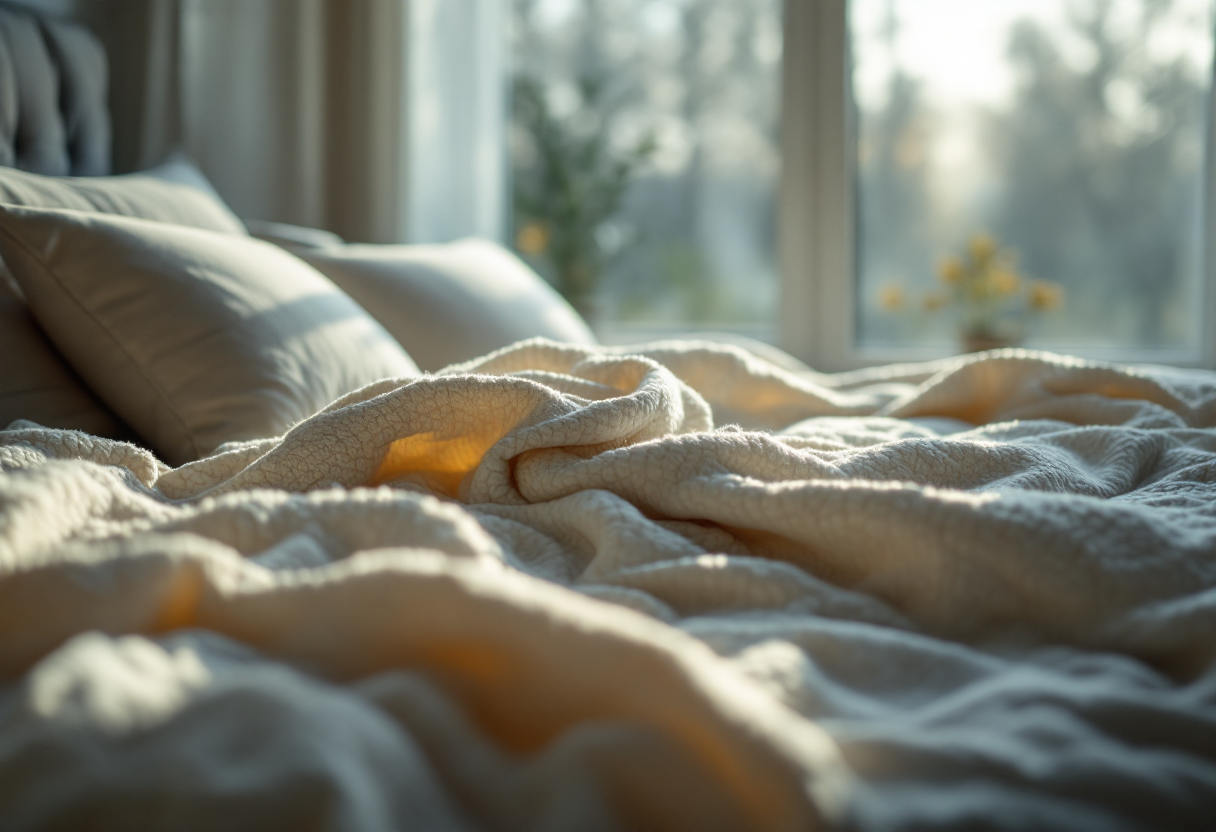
[1,339,1214,831]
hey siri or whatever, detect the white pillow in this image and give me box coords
[0,205,419,465]
[244,218,345,252]
[0,277,130,437]
[0,158,248,438]
[0,156,247,235]
[298,239,596,372]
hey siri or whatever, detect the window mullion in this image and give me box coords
[1205,13,1216,369]
[779,0,855,371]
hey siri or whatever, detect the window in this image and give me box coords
[511,0,1216,369]
[509,0,782,343]
[789,0,1216,370]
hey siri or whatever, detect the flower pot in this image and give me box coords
[961,334,1021,353]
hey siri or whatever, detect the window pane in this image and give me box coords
[852,0,1215,353]
[510,0,781,340]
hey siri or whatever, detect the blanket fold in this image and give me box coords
[2,338,1216,831]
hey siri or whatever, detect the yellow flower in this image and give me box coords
[937,256,965,285]
[1028,280,1063,311]
[923,292,948,311]
[878,284,905,311]
[968,232,998,264]
[516,222,549,256]
[968,276,991,300]
[990,268,1021,296]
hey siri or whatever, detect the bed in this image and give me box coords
[1,6,1215,831]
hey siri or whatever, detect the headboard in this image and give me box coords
[0,1,109,175]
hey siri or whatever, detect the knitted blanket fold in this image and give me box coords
[2,338,1214,831]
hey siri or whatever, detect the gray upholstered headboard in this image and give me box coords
[0,1,109,175]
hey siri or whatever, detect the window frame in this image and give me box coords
[779,0,1216,372]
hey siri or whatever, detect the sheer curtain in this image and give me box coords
[406,0,506,245]
[79,0,505,245]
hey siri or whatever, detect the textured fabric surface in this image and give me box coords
[300,239,596,372]
[0,5,109,176]
[0,205,419,466]
[0,158,247,440]
[34,16,110,176]
[0,12,18,170]
[0,7,69,175]
[1,339,1215,831]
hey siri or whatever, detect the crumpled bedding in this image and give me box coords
[1,338,1215,831]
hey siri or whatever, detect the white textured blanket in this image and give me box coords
[2,339,1215,831]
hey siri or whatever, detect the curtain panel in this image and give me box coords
[73,0,504,245]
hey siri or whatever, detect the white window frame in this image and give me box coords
[779,0,1216,372]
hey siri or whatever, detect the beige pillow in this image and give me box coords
[0,205,419,465]
[298,239,596,372]
[0,158,248,438]
[0,276,130,437]
[0,156,247,235]
[244,218,345,252]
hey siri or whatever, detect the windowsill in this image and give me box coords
[594,322,777,347]
[593,322,1212,372]
[853,344,1211,371]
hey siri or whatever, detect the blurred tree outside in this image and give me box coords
[990,0,1207,346]
[512,73,655,319]
[510,0,782,334]
[855,4,939,344]
[857,0,1211,350]
[514,0,1211,351]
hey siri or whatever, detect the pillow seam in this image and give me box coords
[0,222,204,461]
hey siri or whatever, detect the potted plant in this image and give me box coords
[881,232,1064,352]
[511,74,655,325]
